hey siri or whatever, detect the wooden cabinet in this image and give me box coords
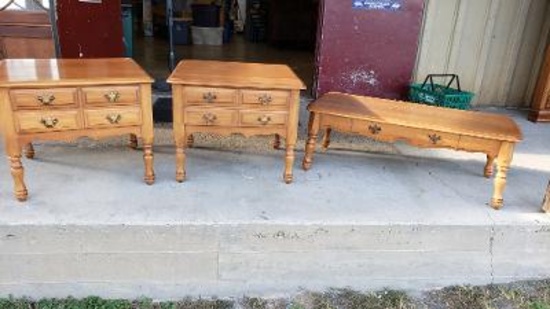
[0,58,155,201]
[167,60,305,183]
[529,45,550,122]
[0,10,55,59]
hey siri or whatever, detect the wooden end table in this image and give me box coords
[0,58,155,201]
[167,60,305,183]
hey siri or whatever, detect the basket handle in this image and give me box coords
[421,74,462,92]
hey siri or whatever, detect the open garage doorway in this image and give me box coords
[132,0,319,95]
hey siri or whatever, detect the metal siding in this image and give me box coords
[415,0,550,107]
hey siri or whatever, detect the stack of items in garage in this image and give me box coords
[191,0,223,45]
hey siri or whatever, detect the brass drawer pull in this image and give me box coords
[368,124,381,135]
[106,113,122,124]
[40,116,59,128]
[203,92,217,103]
[37,93,55,106]
[257,115,272,125]
[104,90,120,103]
[428,133,442,144]
[258,94,273,105]
[202,112,217,124]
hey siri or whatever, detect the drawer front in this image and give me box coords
[185,108,237,126]
[241,90,289,106]
[457,135,501,156]
[15,110,80,133]
[352,120,460,148]
[185,87,237,105]
[240,110,287,126]
[84,107,142,129]
[10,88,78,110]
[82,86,139,106]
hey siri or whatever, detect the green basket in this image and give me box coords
[409,74,474,110]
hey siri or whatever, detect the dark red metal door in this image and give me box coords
[57,0,124,58]
[314,0,425,99]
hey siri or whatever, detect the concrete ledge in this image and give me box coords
[0,224,549,299]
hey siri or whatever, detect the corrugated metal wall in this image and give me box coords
[415,0,550,107]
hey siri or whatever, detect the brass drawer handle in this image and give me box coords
[104,90,120,103]
[258,94,273,105]
[203,92,217,103]
[202,112,217,124]
[106,113,122,124]
[428,133,442,144]
[368,124,381,135]
[37,93,55,106]
[40,116,59,128]
[257,115,272,125]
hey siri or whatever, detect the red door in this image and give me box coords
[314,0,425,99]
[56,0,124,58]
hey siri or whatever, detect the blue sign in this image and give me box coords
[352,0,402,10]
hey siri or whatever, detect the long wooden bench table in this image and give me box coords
[302,92,523,209]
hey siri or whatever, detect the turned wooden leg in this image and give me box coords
[490,142,515,209]
[24,143,35,159]
[176,136,187,182]
[187,134,194,148]
[273,134,281,150]
[321,128,332,152]
[484,154,495,178]
[9,154,28,202]
[542,180,550,213]
[143,143,155,185]
[128,134,138,149]
[302,112,320,171]
[284,143,295,184]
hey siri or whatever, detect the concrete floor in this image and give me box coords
[1,105,549,225]
[1,104,549,299]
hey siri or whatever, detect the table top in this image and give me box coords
[309,92,522,142]
[0,58,153,87]
[167,60,306,90]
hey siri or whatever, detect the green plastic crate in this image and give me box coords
[409,74,474,110]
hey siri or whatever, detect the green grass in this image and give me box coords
[0,280,549,309]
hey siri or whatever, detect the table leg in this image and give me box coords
[8,144,28,201]
[187,134,194,148]
[302,112,320,171]
[321,128,332,152]
[284,140,295,184]
[542,180,550,213]
[273,134,281,150]
[176,135,187,182]
[484,154,495,178]
[490,142,514,209]
[24,143,35,159]
[143,137,155,185]
[128,134,138,150]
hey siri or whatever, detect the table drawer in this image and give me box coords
[185,108,237,126]
[10,88,78,110]
[241,90,289,106]
[240,110,287,126]
[84,107,142,129]
[15,110,80,133]
[185,87,237,105]
[82,86,139,106]
[352,120,460,148]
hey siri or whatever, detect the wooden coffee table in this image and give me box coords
[302,92,523,209]
[167,60,305,183]
[0,58,155,201]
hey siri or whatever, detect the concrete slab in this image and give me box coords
[0,102,549,298]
